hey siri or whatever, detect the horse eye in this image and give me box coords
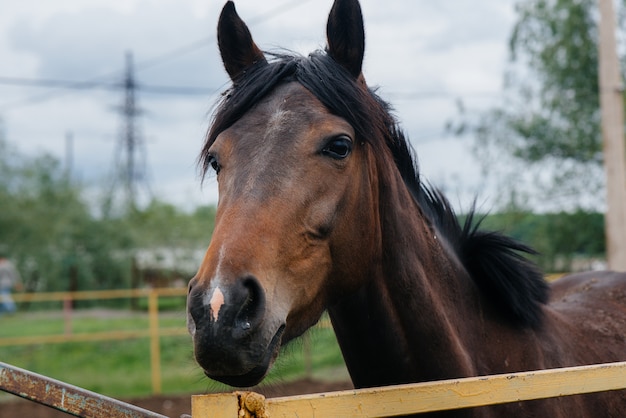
[322,136,352,159]
[207,155,221,174]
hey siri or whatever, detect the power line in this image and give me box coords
[104,52,152,215]
[0,76,119,111]
[0,76,119,90]
[386,91,501,100]
[0,76,218,96]
[135,0,314,72]
[137,84,219,95]
[0,75,503,103]
[0,0,504,111]
[0,0,314,111]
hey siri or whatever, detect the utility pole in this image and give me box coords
[598,0,626,271]
[107,51,151,215]
[123,51,138,211]
[65,131,73,181]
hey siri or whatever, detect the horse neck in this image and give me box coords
[328,168,479,388]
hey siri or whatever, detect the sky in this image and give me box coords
[0,0,516,212]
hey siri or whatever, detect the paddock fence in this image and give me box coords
[1,288,188,395]
[3,359,626,417]
[193,361,626,417]
[1,287,333,396]
[4,284,626,416]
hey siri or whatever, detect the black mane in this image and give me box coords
[202,50,549,328]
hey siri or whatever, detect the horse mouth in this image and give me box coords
[205,324,286,387]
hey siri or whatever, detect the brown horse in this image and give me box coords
[187,0,626,415]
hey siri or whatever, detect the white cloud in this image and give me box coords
[0,0,515,210]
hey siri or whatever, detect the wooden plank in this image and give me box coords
[192,361,626,417]
[0,362,168,418]
[191,393,240,418]
[0,327,188,347]
[12,287,187,303]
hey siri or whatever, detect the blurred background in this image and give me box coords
[0,0,620,414]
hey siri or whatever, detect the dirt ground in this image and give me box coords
[0,378,353,418]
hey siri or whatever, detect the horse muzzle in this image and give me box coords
[187,275,285,387]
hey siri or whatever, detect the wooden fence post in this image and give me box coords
[148,290,162,394]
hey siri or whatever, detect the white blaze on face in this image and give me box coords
[209,287,225,322]
[202,245,227,323]
[264,108,290,140]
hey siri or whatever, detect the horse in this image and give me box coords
[186,0,626,415]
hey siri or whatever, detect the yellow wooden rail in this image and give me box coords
[0,327,188,347]
[192,361,626,417]
[2,288,188,395]
[11,287,187,302]
[3,288,189,347]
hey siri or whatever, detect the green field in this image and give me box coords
[0,309,348,400]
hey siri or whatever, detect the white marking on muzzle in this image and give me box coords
[208,287,225,322]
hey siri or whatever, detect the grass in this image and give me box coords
[0,308,348,400]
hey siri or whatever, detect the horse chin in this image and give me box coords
[204,324,285,388]
[207,364,269,388]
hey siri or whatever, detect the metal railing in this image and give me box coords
[0,361,168,418]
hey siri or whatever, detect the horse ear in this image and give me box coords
[326,0,365,78]
[218,1,266,81]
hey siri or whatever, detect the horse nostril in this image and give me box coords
[187,282,206,326]
[235,276,266,332]
[188,277,198,293]
[186,275,266,338]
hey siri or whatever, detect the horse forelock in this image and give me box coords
[201,50,413,184]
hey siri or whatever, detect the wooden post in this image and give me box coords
[148,290,162,394]
[598,0,626,271]
[63,296,73,336]
[302,332,313,379]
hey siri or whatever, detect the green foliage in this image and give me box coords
[125,200,215,249]
[454,0,609,209]
[507,0,600,164]
[0,134,216,294]
[476,208,605,272]
[0,139,122,292]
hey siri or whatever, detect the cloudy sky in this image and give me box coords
[0,0,515,211]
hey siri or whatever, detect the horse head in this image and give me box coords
[187,0,383,387]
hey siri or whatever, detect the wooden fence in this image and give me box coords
[4,359,626,417]
[1,288,188,394]
[3,360,626,418]
[4,286,626,417]
[191,361,626,417]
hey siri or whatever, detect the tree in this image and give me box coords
[477,208,605,272]
[0,135,132,293]
[0,130,217,295]
[125,200,215,249]
[456,0,608,210]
